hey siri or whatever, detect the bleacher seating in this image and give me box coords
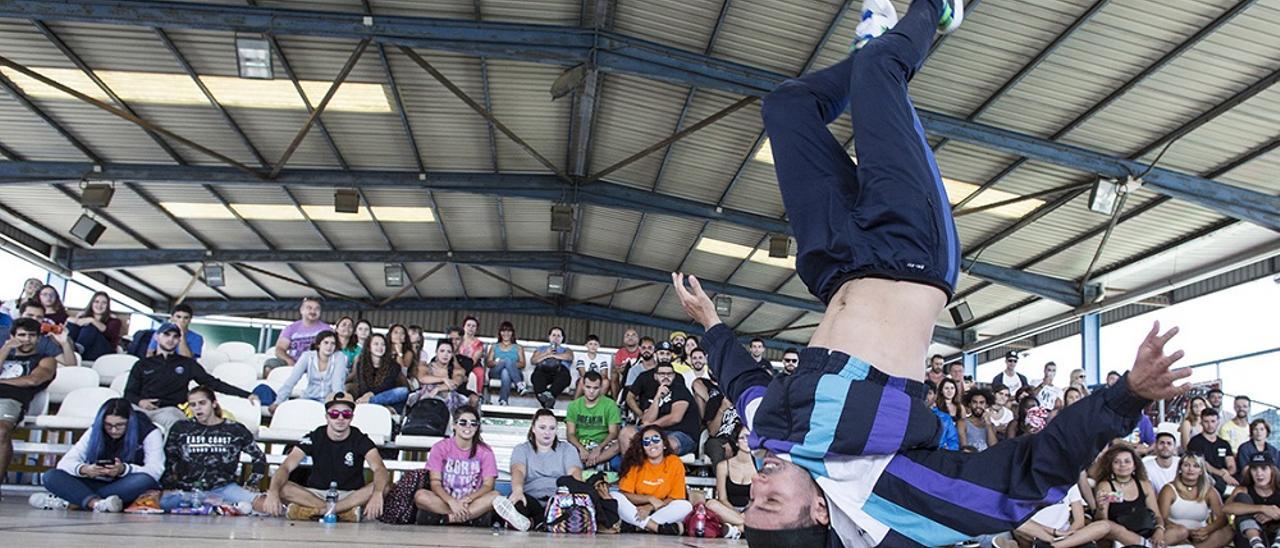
[108,374,129,395]
[90,354,137,387]
[352,403,393,445]
[216,341,257,363]
[199,348,230,369]
[34,386,118,430]
[218,394,262,437]
[212,362,260,392]
[265,366,308,398]
[45,366,100,404]
[258,399,324,443]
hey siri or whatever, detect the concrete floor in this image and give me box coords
[0,498,738,547]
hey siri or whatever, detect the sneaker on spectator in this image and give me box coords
[28,492,69,510]
[234,501,255,515]
[286,503,319,521]
[724,524,742,539]
[93,495,123,513]
[517,382,530,396]
[338,507,361,523]
[492,495,530,532]
[656,522,683,536]
[416,509,447,526]
[537,391,556,409]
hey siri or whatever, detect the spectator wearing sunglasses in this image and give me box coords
[780,348,800,376]
[263,392,388,522]
[611,425,693,535]
[414,406,499,525]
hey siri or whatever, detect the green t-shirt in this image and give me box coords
[566,396,621,445]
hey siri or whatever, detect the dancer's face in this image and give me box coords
[744,453,829,531]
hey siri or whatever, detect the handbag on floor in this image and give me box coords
[379,469,429,525]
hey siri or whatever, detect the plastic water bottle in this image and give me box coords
[321,481,338,524]
[188,488,205,509]
[694,503,706,537]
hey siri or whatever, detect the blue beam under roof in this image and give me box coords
[2,1,1274,229]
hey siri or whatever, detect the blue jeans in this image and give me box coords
[42,469,158,508]
[488,361,524,402]
[370,386,408,413]
[67,323,115,361]
[761,0,958,303]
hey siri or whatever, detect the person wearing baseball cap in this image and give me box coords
[1226,451,1280,547]
[264,391,388,522]
[123,322,256,430]
[992,350,1027,394]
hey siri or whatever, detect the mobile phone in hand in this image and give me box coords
[95,459,115,467]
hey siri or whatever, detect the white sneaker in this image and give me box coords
[92,495,123,513]
[937,0,964,34]
[29,492,69,510]
[854,0,898,50]
[491,495,530,532]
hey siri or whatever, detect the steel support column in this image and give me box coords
[1081,313,1101,386]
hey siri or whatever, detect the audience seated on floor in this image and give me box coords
[491,408,583,531]
[158,386,269,514]
[413,405,498,526]
[31,398,162,512]
[610,424,692,535]
[264,392,387,522]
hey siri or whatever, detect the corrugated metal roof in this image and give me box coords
[0,0,1274,349]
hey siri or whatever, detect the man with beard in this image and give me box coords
[683,346,714,391]
[611,329,641,399]
[959,388,997,451]
[924,354,945,386]
[1142,431,1178,493]
[621,337,658,419]
[620,361,700,456]
[0,318,57,486]
[124,323,256,430]
[1221,395,1253,451]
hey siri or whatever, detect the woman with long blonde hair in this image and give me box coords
[1157,453,1232,547]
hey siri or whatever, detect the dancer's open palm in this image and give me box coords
[1126,321,1191,401]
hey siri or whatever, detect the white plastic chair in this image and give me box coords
[199,349,230,369]
[26,390,50,419]
[35,386,118,430]
[109,374,129,395]
[212,362,260,392]
[46,366,101,404]
[91,354,139,387]
[259,399,325,443]
[265,365,308,398]
[247,353,273,373]
[217,341,257,364]
[218,394,262,437]
[352,403,393,445]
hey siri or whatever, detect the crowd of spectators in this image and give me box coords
[4,284,1278,545]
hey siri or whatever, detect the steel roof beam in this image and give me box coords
[3,2,1274,229]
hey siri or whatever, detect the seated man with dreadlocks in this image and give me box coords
[669,0,1191,546]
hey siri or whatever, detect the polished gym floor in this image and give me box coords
[0,497,738,547]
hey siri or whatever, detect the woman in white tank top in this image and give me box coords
[1157,453,1233,547]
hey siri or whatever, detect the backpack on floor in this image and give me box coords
[544,488,597,534]
[379,469,430,525]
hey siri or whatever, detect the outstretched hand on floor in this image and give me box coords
[1126,321,1192,401]
[672,272,723,331]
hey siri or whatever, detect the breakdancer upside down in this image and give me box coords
[670,0,1192,545]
